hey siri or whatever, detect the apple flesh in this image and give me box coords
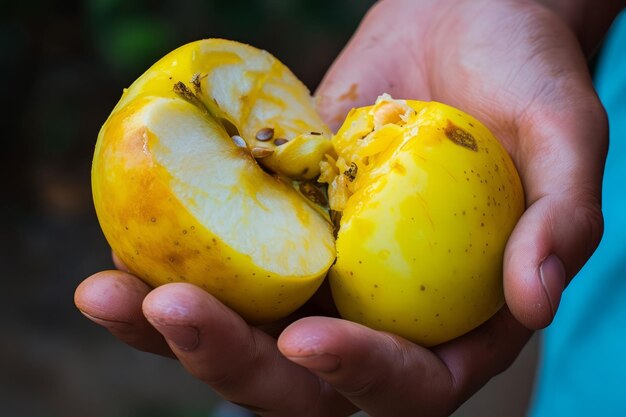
[92,39,335,323]
[322,96,525,346]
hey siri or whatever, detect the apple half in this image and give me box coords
[92,39,336,324]
[322,96,525,346]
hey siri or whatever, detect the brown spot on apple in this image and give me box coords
[445,120,478,152]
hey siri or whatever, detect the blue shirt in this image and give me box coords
[529,10,626,417]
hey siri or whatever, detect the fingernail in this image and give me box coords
[286,353,341,373]
[539,254,566,318]
[151,322,200,351]
[79,311,133,331]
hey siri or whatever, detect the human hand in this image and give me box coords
[317,0,607,330]
[76,0,608,415]
[76,268,532,417]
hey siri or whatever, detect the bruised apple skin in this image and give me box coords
[321,95,525,346]
[92,39,336,324]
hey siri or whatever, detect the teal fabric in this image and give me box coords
[529,10,626,417]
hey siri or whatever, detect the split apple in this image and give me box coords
[92,39,524,345]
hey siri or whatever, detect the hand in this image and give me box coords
[76,0,608,416]
[316,0,606,329]
[76,269,531,417]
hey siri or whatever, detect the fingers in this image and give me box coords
[74,270,173,357]
[432,307,533,401]
[278,309,532,417]
[142,283,356,417]
[504,93,607,329]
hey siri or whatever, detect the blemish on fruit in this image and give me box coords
[445,120,478,151]
[344,162,358,181]
[420,285,426,291]
[150,217,156,223]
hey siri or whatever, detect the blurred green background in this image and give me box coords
[0,1,538,416]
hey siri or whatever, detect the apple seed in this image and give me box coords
[255,127,274,141]
[251,147,274,159]
[231,135,247,148]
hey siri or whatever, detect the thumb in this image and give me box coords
[504,99,607,329]
[314,1,429,130]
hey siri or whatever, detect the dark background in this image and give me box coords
[0,1,538,416]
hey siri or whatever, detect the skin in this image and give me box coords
[75,0,623,415]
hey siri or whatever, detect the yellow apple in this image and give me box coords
[321,95,524,346]
[92,39,524,343]
[92,39,335,324]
